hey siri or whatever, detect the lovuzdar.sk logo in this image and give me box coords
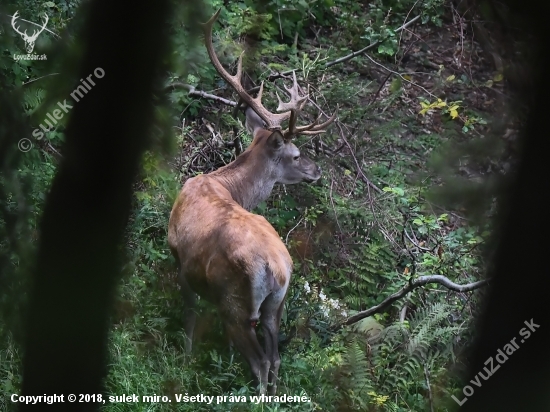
[11,11,49,54]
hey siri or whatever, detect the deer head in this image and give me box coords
[167,9,336,396]
[203,8,337,198]
[11,11,49,54]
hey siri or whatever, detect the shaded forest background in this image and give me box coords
[1,0,547,411]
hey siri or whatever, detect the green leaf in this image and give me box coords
[437,214,448,222]
[390,77,402,93]
[393,187,404,196]
[378,42,396,56]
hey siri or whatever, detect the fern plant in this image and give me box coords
[22,87,46,115]
[363,303,463,410]
[340,241,396,310]
[331,337,373,411]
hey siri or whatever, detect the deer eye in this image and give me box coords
[293,156,300,161]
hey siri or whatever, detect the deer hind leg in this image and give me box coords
[224,317,270,395]
[178,269,197,353]
[261,296,285,395]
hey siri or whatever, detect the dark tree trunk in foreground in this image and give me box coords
[461,1,550,410]
[19,1,171,410]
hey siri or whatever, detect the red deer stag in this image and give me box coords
[168,9,336,395]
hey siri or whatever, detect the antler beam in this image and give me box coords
[203,9,290,130]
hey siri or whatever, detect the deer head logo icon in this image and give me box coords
[11,11,49,54]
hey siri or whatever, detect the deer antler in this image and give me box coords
[203,9,337,136]
[203,9,290,130]
[277,71,338,138]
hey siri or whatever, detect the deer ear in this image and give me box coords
[245,107,265,136]
[267,130,284,149]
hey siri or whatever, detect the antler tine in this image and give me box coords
[202,9,290,130]
[283,105,338,138]
[276,71,308,112]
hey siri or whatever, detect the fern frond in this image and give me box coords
[22,88,46,114]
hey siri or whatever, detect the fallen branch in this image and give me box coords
[332,275,491,331]
[166,82,237,106]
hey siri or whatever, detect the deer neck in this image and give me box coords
[211,150,276,211]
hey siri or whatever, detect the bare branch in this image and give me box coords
[22,72,60,86]
[332,275,491,331]
[166,82,237,106]
[363,53,438,98]
[335,122,383,194]
[325,15,420,68]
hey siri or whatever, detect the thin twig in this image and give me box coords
[285,217,304,246]
[22,72,60,86]
[335,122,383,194]
[396,1,421,65]
[166,83,237,106]
[369,71,392,105]
[325,15,421,68]
[363,54,438,99]
[404,228,433,251]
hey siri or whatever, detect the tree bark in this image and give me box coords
[19,1,173,410]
